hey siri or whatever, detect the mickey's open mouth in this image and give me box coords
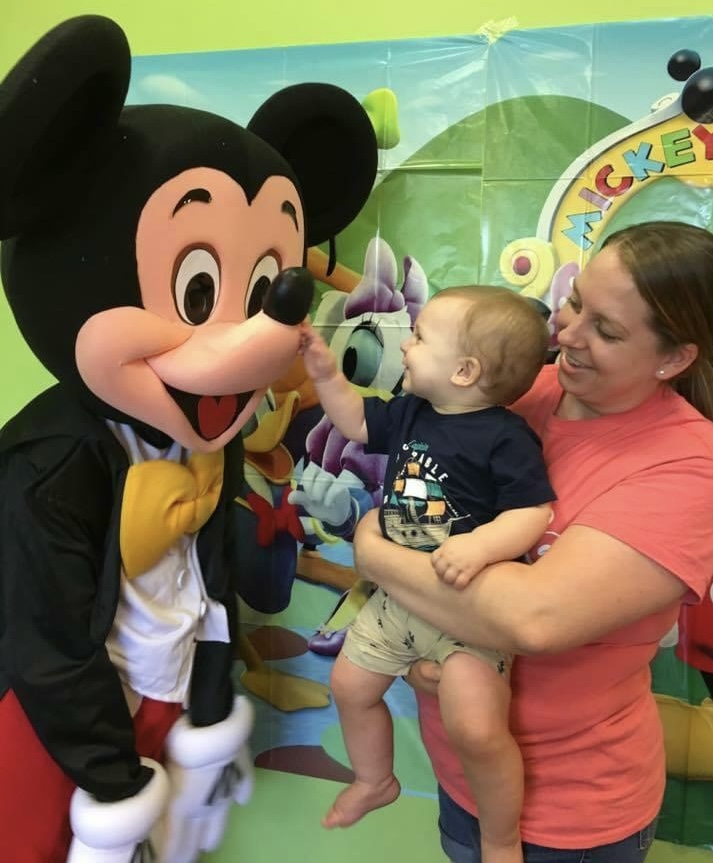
[166,386,255,440]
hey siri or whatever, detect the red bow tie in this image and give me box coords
[246,487,305,547]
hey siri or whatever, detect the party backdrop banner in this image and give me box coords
[126,16,713,850]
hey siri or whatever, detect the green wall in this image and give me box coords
[2,0,713,66]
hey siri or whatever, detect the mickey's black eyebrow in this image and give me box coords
[172,188,212,217]
[282,200,299,231]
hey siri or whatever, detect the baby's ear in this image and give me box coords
[452,357,481,387]
[0,15,130,239]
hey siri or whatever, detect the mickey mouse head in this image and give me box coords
[0,15,377,451]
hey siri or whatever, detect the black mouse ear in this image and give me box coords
[248,83,377,247]
[0,15,131,239]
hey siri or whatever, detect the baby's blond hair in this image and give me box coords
[431,286,549,405]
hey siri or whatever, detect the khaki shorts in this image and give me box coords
[342,587,511,677]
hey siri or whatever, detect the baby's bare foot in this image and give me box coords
[321,775,400,829]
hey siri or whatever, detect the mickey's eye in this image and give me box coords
[246,255,280,318]
[174,247,220,325]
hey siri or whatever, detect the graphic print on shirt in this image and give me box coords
[382,440,468,551]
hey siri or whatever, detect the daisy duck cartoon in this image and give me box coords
[289,237,428,654]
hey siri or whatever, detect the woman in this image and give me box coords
[351,221,713,862]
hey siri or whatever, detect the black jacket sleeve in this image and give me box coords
[0,436,151,801]
[189,433,243,727]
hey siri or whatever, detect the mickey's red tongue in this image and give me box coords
[197,395,238,439]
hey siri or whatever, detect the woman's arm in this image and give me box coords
[432,503,552,589]
[353,508,687,655]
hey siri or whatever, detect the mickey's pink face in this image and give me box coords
[75,167,308,452]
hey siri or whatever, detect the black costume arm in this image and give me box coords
[189,437,243,727]
[0,441,151,801]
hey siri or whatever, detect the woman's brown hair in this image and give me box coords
[603,221,713,420]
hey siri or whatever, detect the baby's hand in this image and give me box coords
[431,534,488,590]
[299,322,338,384]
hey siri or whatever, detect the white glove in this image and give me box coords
[289,463,363,526]
[152,695,255,863]
[67,757,169,863]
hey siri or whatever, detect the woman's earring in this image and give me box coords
[657,369,666,377]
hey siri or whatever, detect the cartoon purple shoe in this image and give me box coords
[307,580,376,656]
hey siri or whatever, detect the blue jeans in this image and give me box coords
[438,786,658,863]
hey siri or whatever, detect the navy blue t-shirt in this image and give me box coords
[364,395,555,552]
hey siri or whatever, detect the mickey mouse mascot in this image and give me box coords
[0,15,376,863]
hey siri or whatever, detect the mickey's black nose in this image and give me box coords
[262,267,315,326]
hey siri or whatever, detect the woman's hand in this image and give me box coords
[403,660,441,696]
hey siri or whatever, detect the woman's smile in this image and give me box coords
[559,351,590,372]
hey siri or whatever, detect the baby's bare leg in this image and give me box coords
[322,652,401,829]
[439,652,523,863]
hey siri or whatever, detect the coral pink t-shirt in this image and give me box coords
[418,365,713,848]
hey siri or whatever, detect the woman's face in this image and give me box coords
[555,244,680,417]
